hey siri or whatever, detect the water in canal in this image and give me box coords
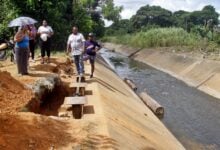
[100,49,220,150]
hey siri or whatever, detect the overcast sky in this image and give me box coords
[114,0,220,19]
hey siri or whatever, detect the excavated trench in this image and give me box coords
[36,81,85,118]
[37,83,69,116]
[22,60,80,117]
[23,75,67,116]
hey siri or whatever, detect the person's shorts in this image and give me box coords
[83,54,96,64]
[88,55,96,64]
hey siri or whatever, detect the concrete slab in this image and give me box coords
[64,97,87,105]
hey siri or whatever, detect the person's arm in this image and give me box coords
[14,31,24,42]
[66,35,71,54]
[95,41,102,52]
[81,34,86,53]
[37,26,43,35]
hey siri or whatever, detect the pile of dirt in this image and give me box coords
[0,113,76,150]
[53,57,74,76]
[0,71,33,114]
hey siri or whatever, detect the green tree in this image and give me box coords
[101,0,123,23]
[131,5,173,29]
[0,0,18,40]
[0,0,121,49]
[173,10,190,30]
[106,19,133,35]
[186,5,219,30]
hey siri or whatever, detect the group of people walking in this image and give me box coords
[66,26,101,78]
[14,21,101,78]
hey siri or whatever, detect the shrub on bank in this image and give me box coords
[102,27,201,49]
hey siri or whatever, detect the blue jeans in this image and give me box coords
[73,55,84,74]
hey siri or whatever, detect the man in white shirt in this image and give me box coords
[67,26,85,76]
[38,20,54,64]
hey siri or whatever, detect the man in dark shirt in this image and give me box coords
[85,33,101,78]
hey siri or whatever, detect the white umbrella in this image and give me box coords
[8,16,37,27]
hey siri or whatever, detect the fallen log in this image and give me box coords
[139,92,164,117]
[124,78,137,91]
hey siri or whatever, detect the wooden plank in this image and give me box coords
[64,96,87,105]
[69,82,87,88]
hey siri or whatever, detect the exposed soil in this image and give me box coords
[0,113,76,150]
[0,71,33,114]
[0,57,78,150]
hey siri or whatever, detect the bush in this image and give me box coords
[103,27,200,49]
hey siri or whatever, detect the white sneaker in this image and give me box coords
[30,59,35,63]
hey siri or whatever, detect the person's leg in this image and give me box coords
[22,48,29,74]
[18,48,28,75]
[40,40,45,64]
[79,54,84,75]
[46,38,51,63]
[74,55,80,75]
[29,40,35,60]
[15,47,22,74]
[89,56,96,78]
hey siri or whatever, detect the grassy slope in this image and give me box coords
[102,27,220,53]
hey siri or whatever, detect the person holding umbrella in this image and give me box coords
[8,16,38,75]
[14,25,30,75]
[38,20,54,64]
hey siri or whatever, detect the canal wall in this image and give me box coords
[82,59,185,150]
[104,42,220,99]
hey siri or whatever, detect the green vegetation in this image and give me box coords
[104,4,220,52]
[0,0,121,49]
[103,28,200,48]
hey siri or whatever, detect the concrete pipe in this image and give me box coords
[124,78,137,91]
[139,92,164,117]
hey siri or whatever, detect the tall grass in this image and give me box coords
[102,27,201,49]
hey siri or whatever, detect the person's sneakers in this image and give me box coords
[30,59,35,63]
[90,74,93,78]
[79,73,85,77]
